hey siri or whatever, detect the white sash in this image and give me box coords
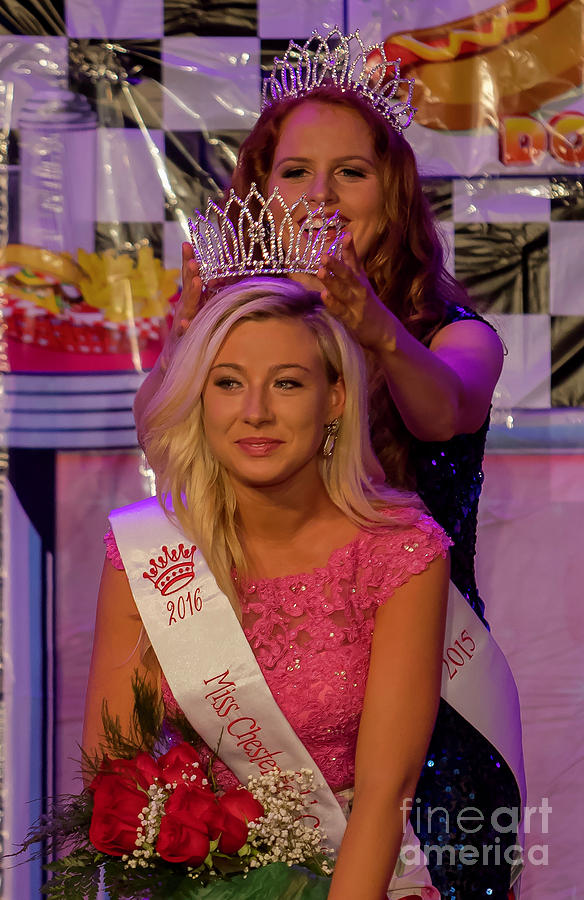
[110,498,347,852]
[442,584,526,889]
[110,497,525,889]
[443,583,526,812]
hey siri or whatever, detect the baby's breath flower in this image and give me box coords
[123,781,171,872]
[244,769,333,874]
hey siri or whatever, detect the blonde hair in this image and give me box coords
[136,278,419,609]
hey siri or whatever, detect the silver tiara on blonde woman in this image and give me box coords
[188,184,343,287]
[261,27,416,134]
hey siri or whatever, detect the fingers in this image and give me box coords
[181,243,200,279]
[173,246,203,339]
[181,242,193,285]
[181,241,194,264]
[323,231,360,274]
[175,278,202,332]
[181,242,200,286]
[175,317,192,339]
[320,288,347,317]
[318,267,346,303]
[339,231,360,271]
[179,244,202,304]
[319,232,362,293]
[318,244,370,336]
[319,253,350,282]
[317,255,364,305]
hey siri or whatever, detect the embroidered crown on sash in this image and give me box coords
[142,543,196,595]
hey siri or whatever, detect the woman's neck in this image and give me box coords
[234,471,333,542]
[232,470,359,579]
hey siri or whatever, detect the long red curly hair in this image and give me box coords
[230,86,470,485]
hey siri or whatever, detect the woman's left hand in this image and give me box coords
[318,233,397,353]
[318,233,504,442]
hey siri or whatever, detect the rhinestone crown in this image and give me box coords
[261,27,416,134]
[188,184,343,286]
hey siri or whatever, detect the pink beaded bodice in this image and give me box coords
[105,507,450,792]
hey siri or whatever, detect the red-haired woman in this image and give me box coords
[134,54,519,900]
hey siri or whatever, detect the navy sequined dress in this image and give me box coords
[375,306,520,900]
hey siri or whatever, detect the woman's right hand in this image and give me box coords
[163,243,203,364]
[134,243,202,428]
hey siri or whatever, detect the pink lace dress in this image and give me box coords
[105,506,450,796]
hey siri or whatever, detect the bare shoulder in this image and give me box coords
[429,317,503,432]
[97,556,142,626]
[430,316,503,367]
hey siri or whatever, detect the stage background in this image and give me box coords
[1,0,583,897]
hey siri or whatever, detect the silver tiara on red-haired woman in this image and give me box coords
[261,27,416,134]
[188,184,343,287]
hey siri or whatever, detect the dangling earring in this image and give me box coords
[322,418,340,457]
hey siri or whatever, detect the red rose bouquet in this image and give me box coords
[19,676,333,899]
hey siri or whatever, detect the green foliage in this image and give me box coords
[15,793,93,863]
[42,858,331,900]
[165,705,206,751]
[96,670,167,760]
[42,849,105,899]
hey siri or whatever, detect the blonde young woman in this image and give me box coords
[85,278,452,900]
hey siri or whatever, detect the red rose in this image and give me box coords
[156,813,210,865]
[215,787,264,854]
[89,769,149,856]
[156,783,222,865]
[89,755,132,793]
[157,743,205,788]
[215,808,249,854]
[218,786,264,827]
[89,753,160,794]
[164,782,223,832]
[134,751,163,787]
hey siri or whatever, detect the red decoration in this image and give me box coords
[142,543,197,595]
